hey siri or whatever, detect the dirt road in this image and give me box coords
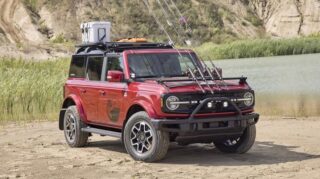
[0,117,320,179]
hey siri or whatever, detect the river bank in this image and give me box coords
[196,36,320,60]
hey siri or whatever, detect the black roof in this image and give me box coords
[75,42,173,55]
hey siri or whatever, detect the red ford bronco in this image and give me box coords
[59,42,259,162]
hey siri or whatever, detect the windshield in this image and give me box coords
[128,53,199,78]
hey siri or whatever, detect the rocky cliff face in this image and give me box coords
[0,0,44,44]
[250,0,320,37]
[0,0,319,48]
[33,0,264,45]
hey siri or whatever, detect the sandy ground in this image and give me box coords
[0,117,320,179]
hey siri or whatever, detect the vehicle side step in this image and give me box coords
[81,127,122,138]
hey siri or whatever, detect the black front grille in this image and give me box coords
[162,90,254,114]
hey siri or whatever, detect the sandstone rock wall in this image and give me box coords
[250,0,320,37]
[0,0,44,44]
[1,0,320,47]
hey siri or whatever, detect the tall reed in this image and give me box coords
[0,58,69,121]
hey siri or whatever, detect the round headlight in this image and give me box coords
[243,92,254,106]
[166,96,179,110]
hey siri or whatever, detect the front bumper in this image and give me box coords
[152,113,259,133]
[152,97,259,141]
[151,113,259,143]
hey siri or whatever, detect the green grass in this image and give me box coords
[195,36,320,60]
[0,58,69,122]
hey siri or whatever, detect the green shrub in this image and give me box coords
[245,10,263,27]
[195,36,320,59]
[51,33,67,43]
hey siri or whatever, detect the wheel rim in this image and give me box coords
[223,137,241,146]
[130,121,154,155]
[65,113,76,143]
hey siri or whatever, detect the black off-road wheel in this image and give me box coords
[123,111,169,162]
[63,106,89,147]
[214,124,256,154]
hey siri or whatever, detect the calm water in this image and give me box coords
[211,53,320,95]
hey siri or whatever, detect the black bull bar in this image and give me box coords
[151,97,259,134]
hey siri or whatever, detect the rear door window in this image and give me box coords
[69,56,86,78]
[86,56,104,81]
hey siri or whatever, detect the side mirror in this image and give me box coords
[107,70,124,82]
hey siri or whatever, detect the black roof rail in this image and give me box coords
[75,42,173,54]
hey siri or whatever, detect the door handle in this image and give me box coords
[99,90,106,96]
[80,89,86,93]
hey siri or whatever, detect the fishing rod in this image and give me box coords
[208,59,228,88]
[156,0,214,93]
[156,0,216,93]
[199,57,219,86]
[142,0,174,45]
[156,0,187,45]
[196,65,214,94]
[162,0,192,44]
[147,0,225,93]
[161,0,228,89]
[190,74,206,93]
[165,0,192,37]
[157,0,213,93]
[143,0,206,93]
[187,65,206,93]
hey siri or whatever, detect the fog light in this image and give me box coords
[207,102,213,108]
[223,101,228,108]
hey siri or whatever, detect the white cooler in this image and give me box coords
[80,21,111,44]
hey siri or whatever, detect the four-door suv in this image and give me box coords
[59,42,259,162]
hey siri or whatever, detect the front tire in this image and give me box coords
[63,105,89,147]
[214,124,256,154]
[123,111,169,162]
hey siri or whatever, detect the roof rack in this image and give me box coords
[75,42,173,54]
